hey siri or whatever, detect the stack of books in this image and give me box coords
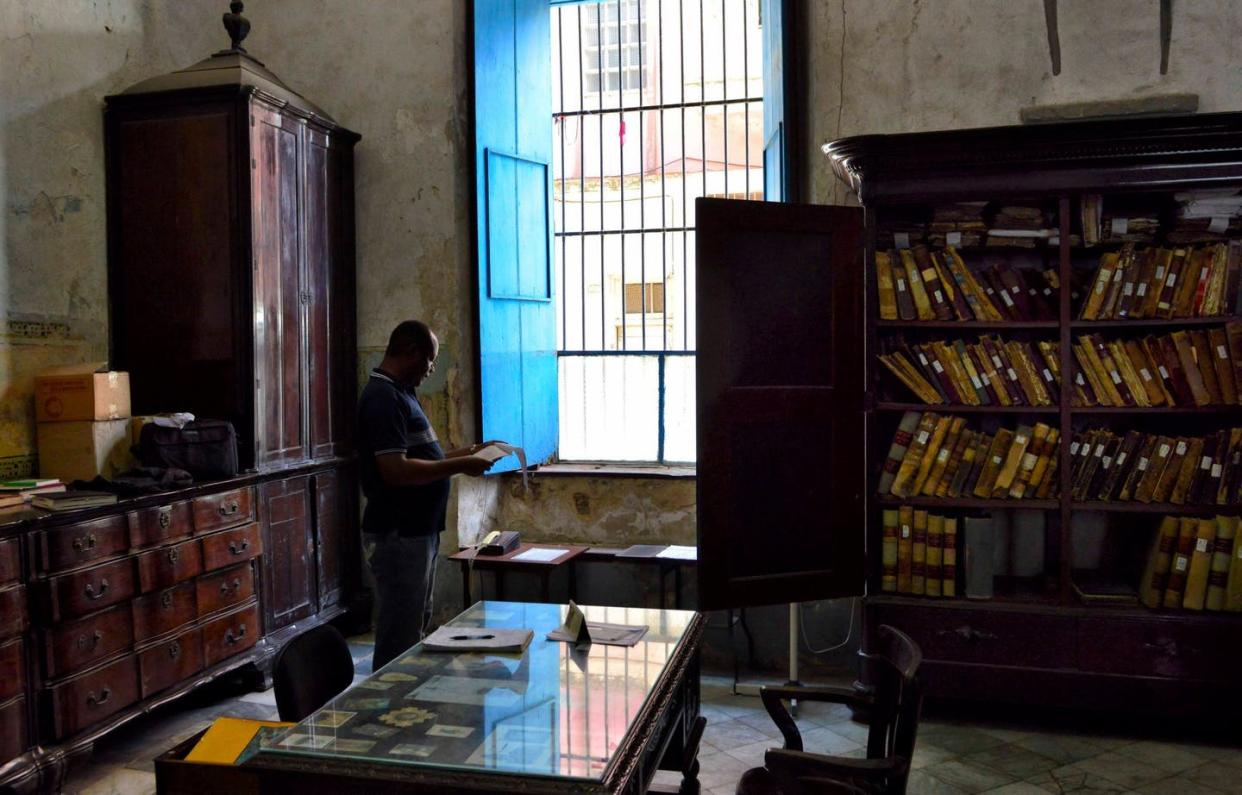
[1078,242,1242,320]
[879,412,1060,501]
[926,201,987,248]
[879,335,1059,406]
[1080,196,1159,246]
[30,490,118,512]
[1139,515,1242,611]
[1070,324,1242,407]
[987,205,1053,248]
[0,479,65,510]
[1169,190,1242,244]
[1069,427,1242,505]
[875,245,1059,322]
[880,507,958,597]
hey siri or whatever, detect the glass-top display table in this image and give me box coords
[157,601,706,794]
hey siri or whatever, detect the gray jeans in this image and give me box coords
[364,532,438,671]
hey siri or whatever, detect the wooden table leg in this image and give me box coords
[459,561,472,610]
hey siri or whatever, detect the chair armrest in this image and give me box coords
[758,686,875,752]
[765,748,908,791]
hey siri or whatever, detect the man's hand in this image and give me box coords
[460,456,495,477]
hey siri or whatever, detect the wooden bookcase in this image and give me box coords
[695,112,1242,717]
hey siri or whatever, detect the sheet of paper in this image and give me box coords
[616,544,667,558]
[512,547,567,563]
[473,442,530,489]
[657,545,697,561]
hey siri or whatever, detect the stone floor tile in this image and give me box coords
[701,718,771,752]
[912,742,960,770]
[919,725,1011,756]
[1111,740,1212,774]
[966,744,1062,780]
[980,783,1054,795]
[908,768,972,794]
[924,759,1018,794]
[1025,769,1130,793]
[1049,751,1168,791]
[732,709,800,739]
[1184,761,1242,794]
[720,738,775,770]
[1013,734,1116,766]
[800,725,864,757]
[819,716,873,746]
[695,750,753,790]
[1132,773,1228,795]
[74,766,157,795]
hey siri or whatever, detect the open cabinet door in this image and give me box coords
[696,198,865,610]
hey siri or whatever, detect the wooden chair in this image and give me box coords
[272,624,356,722]
[736,625,923,795]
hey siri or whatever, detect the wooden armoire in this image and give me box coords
[0,6,363,793]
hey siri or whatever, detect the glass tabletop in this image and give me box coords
[258,601,698,781]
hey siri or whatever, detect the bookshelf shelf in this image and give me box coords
[876,320,1059,330]
[878,495,1060,511]
[1069,317,1233,330]
[875,402,1059,414]
[1069,405,1242,415]
[1070,501,1237,516]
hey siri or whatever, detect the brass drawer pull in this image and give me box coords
[84,579,109,600]
[76,630,103,650]
[73,533,97,553]
[220,578,242,597]
[167,547,180,564]
[158,506,172,529]
[225,624,247,645]
[939,625,999,643]
[218,501,240,517]
[228,539,250,556]
[168,641,180,660]
[86,686,111,708]
[160,590,174,609]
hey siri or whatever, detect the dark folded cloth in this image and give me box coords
[72,467,194,498]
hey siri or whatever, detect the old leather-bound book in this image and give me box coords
[1205,515,1236,610]
[1124,338,1167,406]
[1207,327,1237,404]
[881,508,899,593]
[925,513,944,597]
[1134,435,1176,504]
[992,424,1034,498]
[1171,331,1211,406]
[913,245,955,320]
[936,427,975,498]
[1188,330,1223,404]
[1152,438,1190,503]
[1182,518,1219,610]
[911,415,954,496]
[1169,437,1205,505]
[1224,517,1242,612]
[910,509,929,596]
[942,518,959,597]
[1009,423,1052,499]
[897,505,914,594]
[875,250,899,320]
[1027,428,1060,497]
[973,428,1015,498]
[1140,516,1180,609]
[1118,434,1158,502]
[891,412,941,497]
[900,249,936,320]
[922,417,966,496]
[878,411,922,495]
[1162,518,1198,608]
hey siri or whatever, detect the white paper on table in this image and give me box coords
[656,545,697,561]
[512,547,568,563]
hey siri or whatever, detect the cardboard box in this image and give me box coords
[34,363,131,423]
[37,420,131,482]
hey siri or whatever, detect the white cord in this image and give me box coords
[799,598,856,655]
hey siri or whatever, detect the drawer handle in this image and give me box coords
[84,579,109,600]
[939,625,999,643]
[160,590,174,609]
[220,577,242,597]
[219,501,240,517]
[228,539,250,556]
[225,624,247,645]
[86,686,111,708]
[158,506,172,529]
[73,533,97,553]
[167,547,180,564]
[168,641,180,660]
[1143,639,1196,657]
[77,630,104,650]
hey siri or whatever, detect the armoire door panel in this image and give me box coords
[305,128,334,459]
[258,477,316,631]
[696,199,865,610]
[251,104,308,469]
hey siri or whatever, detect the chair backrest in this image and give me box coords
[272,624,356,722]
[864,624,924,781]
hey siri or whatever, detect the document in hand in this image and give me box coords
[421,625,534,654]
[471,442,530,488]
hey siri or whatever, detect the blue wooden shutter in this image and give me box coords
[474,0,558,470]
[762,0,788,201]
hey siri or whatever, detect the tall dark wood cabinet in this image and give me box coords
[0,10,365,795]
[698,112,1242,717]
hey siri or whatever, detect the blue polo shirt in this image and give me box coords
[357,369,450,537]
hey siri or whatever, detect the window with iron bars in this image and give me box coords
[551,0,764,464]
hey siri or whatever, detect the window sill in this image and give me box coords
[514,462,696,479]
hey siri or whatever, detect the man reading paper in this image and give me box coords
[358,320,504,669]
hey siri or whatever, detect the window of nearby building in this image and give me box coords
[551,0,764,464]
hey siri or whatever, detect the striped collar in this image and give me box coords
[369,368,396,385]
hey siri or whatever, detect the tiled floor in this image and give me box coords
[63,639,1242,794]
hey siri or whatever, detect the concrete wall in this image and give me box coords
[7,0,1242,673]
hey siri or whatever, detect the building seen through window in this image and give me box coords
[551,0,764,463]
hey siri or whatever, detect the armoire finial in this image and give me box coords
[223,1,250,53]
